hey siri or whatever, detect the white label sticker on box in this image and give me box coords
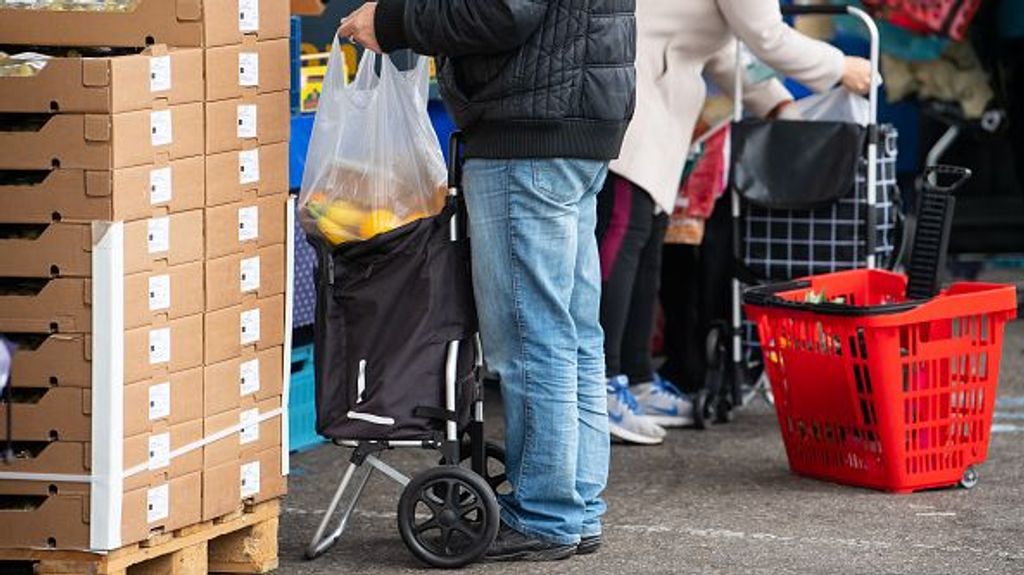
[150,55,171,93]
[240,256,261,293]
[240,461,261,498]
[149,166,172,206]
[150,109,173,147]
[240,308,261,345]
[148,274,171,312]
[239,408,260,444]
[147,216,170,255]
[238,205,259,242]
[148,433,171,470]
[149,382,171,420]
[147,484,170,523]
[239,358,260,397]
[239,52,259,87]
[149,328,171,365]
[237,104,258,139]
[238,0,260,33]
[238,148,260,185]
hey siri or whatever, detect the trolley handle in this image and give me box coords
[447,131,463,192]
[918,165,972,194]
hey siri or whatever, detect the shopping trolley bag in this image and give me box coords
[731,87,899,281]
[312,201,478,442]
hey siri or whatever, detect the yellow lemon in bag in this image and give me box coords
[359,209,400,239]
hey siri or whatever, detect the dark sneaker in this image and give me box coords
[576,534,602,555]
[484,523,577,562]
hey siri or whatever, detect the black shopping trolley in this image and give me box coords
[698,4,900,427]
[302,134,505,568]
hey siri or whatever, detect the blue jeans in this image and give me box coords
[463,158,610,546]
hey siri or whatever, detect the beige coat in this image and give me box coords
[610,0,846,213]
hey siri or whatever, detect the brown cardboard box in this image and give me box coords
[204,37,290,102]
[0,210,204,279]
[121,471,203,545]
[8,333,91,389]
[124,368,205,438]
[0,156,205,225]
[123,261,205,330]
[205,90,290,154]
[205,142,288,206]
[0,277,92,334]
[0,0,289,48]
[0,262,202,333]
[0,102,204,170]
[203,346,284,417]
[205,243,286,312]
[203,294,286,365]
[125,313,205,385]
[244,446,287,504]
[202,414,285,520]
[203,396,283,469]
[122,418,205,492]
[0,386,90,442]
[205,193,287,259]
[0,441,90,477]
[0,46,203,114]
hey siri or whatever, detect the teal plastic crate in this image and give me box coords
[289,343,323,452]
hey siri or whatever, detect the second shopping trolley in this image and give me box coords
[699,4,900,426]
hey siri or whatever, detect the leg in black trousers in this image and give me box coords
[620,211,668,384]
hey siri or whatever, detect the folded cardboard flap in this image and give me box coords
[85,170,114,198]
[84,115,112,142]
[81,59,111,88]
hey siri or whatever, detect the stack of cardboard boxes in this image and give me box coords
[0,0,291,552]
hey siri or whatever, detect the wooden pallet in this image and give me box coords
[0,500,280,575]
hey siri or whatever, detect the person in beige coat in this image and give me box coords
[599,0,873,444]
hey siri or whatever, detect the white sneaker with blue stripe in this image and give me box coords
[634,374,695,428]
[606,375,666,445]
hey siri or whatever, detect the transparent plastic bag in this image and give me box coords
[298,41,447,246]
[792,87,870,127]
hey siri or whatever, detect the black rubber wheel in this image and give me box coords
[959,466,979,490]
[397,466,499,568]
[459,441,511,497]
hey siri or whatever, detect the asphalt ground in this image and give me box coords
[277,269,1024,575]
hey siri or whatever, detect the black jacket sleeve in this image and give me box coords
[375,0,548,56]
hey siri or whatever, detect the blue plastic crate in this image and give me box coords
[288,343,323,451]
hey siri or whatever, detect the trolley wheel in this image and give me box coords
[397,466,499,568]
[959,466,979,490]
[458,441,511,496]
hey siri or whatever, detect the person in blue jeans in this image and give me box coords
[340,0,636,563]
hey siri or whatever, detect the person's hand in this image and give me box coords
[339,2,380,54]
[841,56,872,95]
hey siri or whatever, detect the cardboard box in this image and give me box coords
[203,396,283,469]
[0,262,202,333]
[125,313,205,385]
[0,102,204,170]
[0,45,203,114]
[205,193,287,260]
[121,472,203,545]
[205,142,288,206]
[122,418,204,492]
[204,37,290,102]
[204,346,284,417]
[0,479,91,549]
[124,368,205,438]
[0,441,90,477]
[0,277,93,334]
[7,332,91,389]
[0,386,91,442]
[205,90,290,154]
[0,156,205,224]
[0,210,204,279]
[202,428,285,519]
[203,294,285,365]
[0,0,289,48]
[205,243,286,312]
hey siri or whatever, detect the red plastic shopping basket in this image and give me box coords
[744,269,1021,493]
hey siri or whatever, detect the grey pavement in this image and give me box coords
[278,272,1024,575]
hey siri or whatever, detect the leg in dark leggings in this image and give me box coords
[620,211,668,384]
[596,174,654,378]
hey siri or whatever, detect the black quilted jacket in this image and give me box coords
[375,0,636,160]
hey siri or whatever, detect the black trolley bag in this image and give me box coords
[303,136,503,568]
[698,4,899,427]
